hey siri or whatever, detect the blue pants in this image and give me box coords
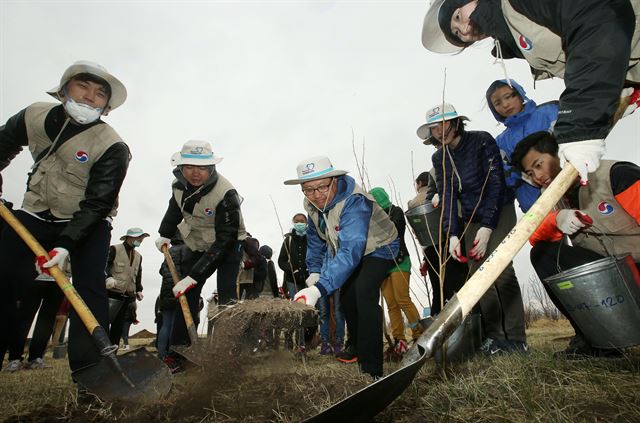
[317,291,345,344]
[157,309,176,359]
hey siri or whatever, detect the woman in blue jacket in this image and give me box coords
[486,79,558,212]
[418,102,527,354]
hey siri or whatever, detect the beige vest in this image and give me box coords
[304,181,398,257]
[21,102,122,218]
[109,243,141,295]
[173,174,247,252]
[565,161,640,261]
[502,0,640,83]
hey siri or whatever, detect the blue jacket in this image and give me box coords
[487,79,558,212]
[306,175,399,296]
[432,131,506,237]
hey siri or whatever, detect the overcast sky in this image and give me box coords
[2,1,639,334]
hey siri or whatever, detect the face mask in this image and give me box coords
[132,240,141,247]
[64,97,102,124]
[293,222,307,234]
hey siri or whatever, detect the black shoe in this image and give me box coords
[335,345,358,363]
[499,340,530,355]
[554,335,622,359]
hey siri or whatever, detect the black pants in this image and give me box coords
[424,243,469,315]
[171,242,242,346]
[340,256,394,378]
[13,280,65,361]
[107,292,134,346]
[0,210,111,371]
[530,241,606,338]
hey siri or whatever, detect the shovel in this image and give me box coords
[303,164,579,422]
[0,202,171,404]
[161,244,205,366]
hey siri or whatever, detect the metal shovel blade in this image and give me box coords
[302,344,427,423]
[171,343,206,367]
[73,347,172,404]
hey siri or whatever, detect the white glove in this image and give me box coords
[556,209,590,235]
[557,139,605,185]
[431,193,440,208]
[470,227,493,260]
[305,273,320,287]
[293,286,322,307]
[620,87,640,119]
[172,276,197,298]
[155,236,171,252]
[448,236,466,263]
[136,292,144,301]
[105,277,117,290]
[41,247,70,272]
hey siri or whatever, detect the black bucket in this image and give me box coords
[405,203,441,248]
[543,255,640,349]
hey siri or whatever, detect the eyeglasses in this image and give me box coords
[302,182,332,197]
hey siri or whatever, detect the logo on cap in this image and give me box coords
[428,107,441,119]
[518,35,533,51]
[75,151,89,163]
[302,163,315,176]
[597,201,614,215]
[204,208,214,216]
[190,146,204,155]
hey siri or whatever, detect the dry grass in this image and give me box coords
[1,319,639,422]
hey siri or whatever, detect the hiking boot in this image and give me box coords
[25,358,52,370]
[319,342,333,355]
[335,345,358,364]
[2,359,22,372]
[479,338,502,356]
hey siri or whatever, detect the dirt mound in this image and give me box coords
[130,329,155,339]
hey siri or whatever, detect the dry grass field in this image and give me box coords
[1,318,639,422]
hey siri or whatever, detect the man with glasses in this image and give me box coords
[284,156,399,379]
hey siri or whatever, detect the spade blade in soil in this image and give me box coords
[73,347,172,404]
[171,343,207,367]
[303,344,428,423]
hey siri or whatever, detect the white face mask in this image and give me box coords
[132,240,141,247]
[64,97,102,124]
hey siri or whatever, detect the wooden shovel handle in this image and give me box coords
[455,163,578,317]
[161,244,197,343]
[0,202,100,333]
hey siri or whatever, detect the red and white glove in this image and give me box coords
[35,247,69,276]
[556,210,593,235]
[172,276,197,298]
[469,227,492,260]
[558,139,605,185]
[293,286,321,307]
[620,87,640,119]
[431,193,440,208]
[278,286,287,299]
[305,273,320,287]
[448,236,467,263]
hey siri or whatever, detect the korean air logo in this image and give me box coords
[597,201,614,215]
[75,151,89,163]
[302,163,315,176]
[518,35,533,51]
[204,208,214,216]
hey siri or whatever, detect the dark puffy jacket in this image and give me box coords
[432,130,506,237]
[278,231,308,289]
[158,243,192,311]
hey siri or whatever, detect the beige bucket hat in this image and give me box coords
[284,156,348,185]
[171,140,223,167]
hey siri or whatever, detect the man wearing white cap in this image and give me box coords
[105,227,148,347]
[285,156,399,378]
[156,140,245,353]
[0,61,130,372]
